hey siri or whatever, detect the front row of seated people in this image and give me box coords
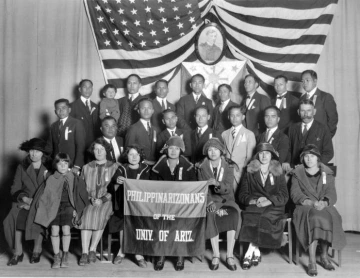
[4,133,346,276]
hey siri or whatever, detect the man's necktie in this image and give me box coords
[302,124,308,135]
[58,120,63,137]
[197,127,202,138]
[231,129,236,138]
[147,122,152,137]
[129,95,133,103]
[306,93,311,99]
[277,95,285,100]
[171,131,175,136]
[161,99,166,111]
[219,102,224,113]
[213,167,218,179]
[265,129,270,142]
[246,95,251,107]
[110,140,116,162]
[86,100,91,113]
[195,95,199,104]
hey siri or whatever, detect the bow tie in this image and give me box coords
[246,95,251,99]
[277,95,286,100]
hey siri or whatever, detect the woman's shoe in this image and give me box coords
[61,252,69,268]
[210,257,219,271]
[7,253,24,266]
[79,253,89,266]
[113,255,124,265]
[154,256,165,271]
[242,257,252,270]
[307,263,318,277]
[51,253,61,269]
[251,254,261,267]
[226,257,237,271]
[88,251,96,263]
[175,256,184,271]
[320,256,335,271]
[136,258,147,268]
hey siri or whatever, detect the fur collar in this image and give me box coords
[247,159,283,177]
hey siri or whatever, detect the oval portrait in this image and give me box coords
[196,23,225,65]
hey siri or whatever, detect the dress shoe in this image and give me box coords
[320,257,335,271]
[61,252,69,268]
[88,251,97,263]
[113,255,124,265]
[30,252,41,264]
[175,256,184,271]
[154,256,165,271]
[307,263,318,277]
[210,257,219,271]
[242,257,252,270]
[7,253,24,266]
[136,258,147,268]
[52,253,61,269]
[226,257,237,271]
[79,253,89,266]
[251,255,261,267]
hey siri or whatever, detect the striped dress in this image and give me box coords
[77,161,118,230]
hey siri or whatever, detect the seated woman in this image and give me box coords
[197,138,241,271]
[77,138,119,266]
[290,144,346,277]
[108,144,150,267]
[3,138,50,266]
[151,136,197,271]
[238,142,288,270]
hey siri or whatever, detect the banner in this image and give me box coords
[124,179,208,257]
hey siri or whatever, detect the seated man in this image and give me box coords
[125,98,159,165]
[156,109,191,158]
[99,116,123,163]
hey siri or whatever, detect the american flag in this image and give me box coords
[84,0,337,96]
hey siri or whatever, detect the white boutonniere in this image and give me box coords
[316,137,321,141]
[322,172,326,184]
[179,167,183,180]
[269,137,274,144]
[218,167,224,182]
[209,133,213,139]
[90,107,96,115]
[270,173,274,185]
[153,130,157,142]
[241,134,247,142]
[202,102,205,105]
[65,127,72,140]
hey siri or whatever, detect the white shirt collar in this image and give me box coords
[103,136,113,143]
[80,96,90,104]
[278,91,287,97]
[231,124,242,137]
[60,116,69,124]
[266,126,278,139]
[192,92,201,100]
[209,160,222,179]
[306,87,317,99]
[167,128,177,135]
[129,92,140,100]
[140,118,151,129]
[303,119,314,129]
[198,125,208,133]
[247,91,256,99]
[221,98,230,106]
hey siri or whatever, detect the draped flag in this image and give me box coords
[124,179,208,256]
[84,0,337,96]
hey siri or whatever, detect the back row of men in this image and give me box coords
[47,70,337,181]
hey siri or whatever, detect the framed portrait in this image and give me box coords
[195,23,225,65]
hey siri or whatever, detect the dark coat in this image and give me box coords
[197,157,241,239]
[241,91,271,136]
[238,159,288,248]
[151,98,176,131]
[46,116,86,168]
[125,120,160,162]
[156,128,192,158]
[257,128,290,164]
[290,164,346,251]
[3,159,49,249]
[34,171,89,228]
[271,92,300,134]
[288,120,334,166]
[176,93,214,130]
[300,88,338,137]
[212,100,237,134]
[190,127,222,164]
[151,155,197,181]
[70,98,100,149]
[100,136,124,163]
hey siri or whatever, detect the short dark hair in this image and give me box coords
[228,105,246,115]
[127,74,142,83]
[101,116,117,125]
[274,75,288,83]
[299,99,315,107]
[137,97,153,108]
[54,98,70,108]
[218,83,232,92]
[88,137,112,155]
[194,105,210,115]
[53,152,72,170]
[244,74,259,86]
[301,70,317,80]
[191,74,205,83]
[121,144,146,163]
[79,79,93,87]
[264,105,281,117]
[155,79,168,88]
[162,109,177,118]
[102,84,117,97]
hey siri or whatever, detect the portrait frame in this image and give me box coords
[195,23,226,65]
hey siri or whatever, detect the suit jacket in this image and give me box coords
[241,91,271,136]
[257,128,290,164]
[100,136,124,163]
[118,94,147,126]
[288,120,334,166]
[190,127,221,163]
[151,98,176,131]
[70,98,100,148]
[222,126,256,172]
[300,88,338,137]
[271,92,300,134]
[47,116,86,167]
[125,120,160,162]
[212,100,237,134]
[176,93,214,130]
[156,128,191,158]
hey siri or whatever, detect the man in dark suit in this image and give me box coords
[212,84,237,134]
[190,106,221,163]
[241,74,271,136]
[99,116,123,163]
[288,99,334,167]
[176,74,214,130]
[70,79,100,151]
[156,109,191,158]
[125,98,160,165]
[272,75,300,134]
[47,99,86,174]
[300,70,338,137]
[117,74,147,137]
[257,106,290,169]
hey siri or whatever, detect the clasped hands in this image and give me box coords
[21,196,33,210]
[91,198,103,206]
[205,178,220,188]
[302,199,327,210]
[249,197,271,207]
